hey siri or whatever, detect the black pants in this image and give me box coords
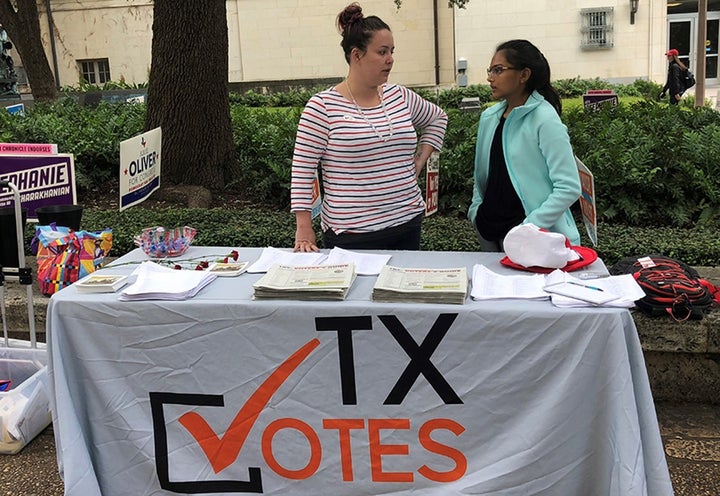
[322,213,423,251]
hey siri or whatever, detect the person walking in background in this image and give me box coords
[291,2,447,252]
[467,39,581,252]
[660,48,686,105]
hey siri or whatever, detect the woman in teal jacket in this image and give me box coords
[468,39,581,252]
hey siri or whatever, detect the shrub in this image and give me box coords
[554,77,613,98]
[72,207,720,267]
[3,78,719,231]
[79,207,301,255]
[1,98,145,190]
[430,109,478,217]
[229,106,302,208]
[565,101,720,228]
[413,84,493,109]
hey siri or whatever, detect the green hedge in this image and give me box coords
[565,101,720,228]
[3,78,720,234]
[0,99,145,190]
[63,207,719,267]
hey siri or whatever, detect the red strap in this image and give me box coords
[666,293,692,322]
[698,279,720,305]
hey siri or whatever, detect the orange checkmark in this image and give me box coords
[179,338,321,473]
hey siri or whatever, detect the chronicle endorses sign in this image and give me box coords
[0,153,76,220]
[0,142,57,154]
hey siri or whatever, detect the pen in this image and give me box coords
[567,281,604,292]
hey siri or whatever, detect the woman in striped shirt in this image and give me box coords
[291,3,447,252]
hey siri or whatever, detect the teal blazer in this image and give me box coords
[468,90,582,245]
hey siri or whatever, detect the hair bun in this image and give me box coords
[338,3,364,34]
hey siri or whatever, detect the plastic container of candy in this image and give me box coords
[135,226,196,258]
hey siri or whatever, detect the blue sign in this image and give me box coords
[4,103,24,116]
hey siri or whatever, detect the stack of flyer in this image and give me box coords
[119,262,217,301]
[372,266,468,305]
[252,263,357,301]
[75,274,129,293]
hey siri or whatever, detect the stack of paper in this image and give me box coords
[470,265,549,301]
[543,271,645,308]
[253,263,357,301]
[543,280,619,305]
[469,264,645,308]
[207,261,249,277]
[75,274,129,293]
[246,247,391,276]
[322,247,391,276]
[119,262,217,301]
[372,266,468,305]
[246,247,328,273]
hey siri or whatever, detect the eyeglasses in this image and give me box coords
[486,65,519,77]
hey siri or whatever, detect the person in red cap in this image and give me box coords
[660,48,687,105]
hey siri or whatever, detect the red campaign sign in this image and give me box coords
[426,171,439,216]
[580,197,596,224]
[575,157,598,246]
[578,170,595,224]
[425,152,440,216]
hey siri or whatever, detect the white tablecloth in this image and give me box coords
[47,247,673,496]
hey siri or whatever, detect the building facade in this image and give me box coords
[5,0,719,92]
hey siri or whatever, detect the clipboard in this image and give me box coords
[543,281,621,305]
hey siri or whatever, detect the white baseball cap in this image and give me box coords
[500,223,597,273]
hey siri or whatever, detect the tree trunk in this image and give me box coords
[145,0,235,190]
[0,0,58,101]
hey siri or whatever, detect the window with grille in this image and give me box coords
[78,59,111,84]
[580,8,614,50]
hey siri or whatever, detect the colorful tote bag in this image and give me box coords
[35,225,113,295]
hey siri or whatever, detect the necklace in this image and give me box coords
[346,79,394,142]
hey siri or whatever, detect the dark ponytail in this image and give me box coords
[496,39,562,115]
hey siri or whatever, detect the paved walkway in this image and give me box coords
[660,402,720,495]
[1,400,718,495]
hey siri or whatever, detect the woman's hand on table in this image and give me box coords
[294,227,318,252]
[294,211,319,252]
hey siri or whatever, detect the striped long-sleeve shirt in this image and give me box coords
[290,83,447,234]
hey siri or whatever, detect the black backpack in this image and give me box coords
[609,255,716,321]
[681,68,696,91]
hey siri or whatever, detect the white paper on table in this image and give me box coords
[546,271,645,308]
[246,247,328,273]
[322,247,391,276]
[470,264,549,300]
[544,282,620,305]
[119,261,217,300]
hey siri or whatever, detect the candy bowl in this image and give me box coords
[134,226,196,258]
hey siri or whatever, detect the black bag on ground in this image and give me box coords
[609,255,714,321]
